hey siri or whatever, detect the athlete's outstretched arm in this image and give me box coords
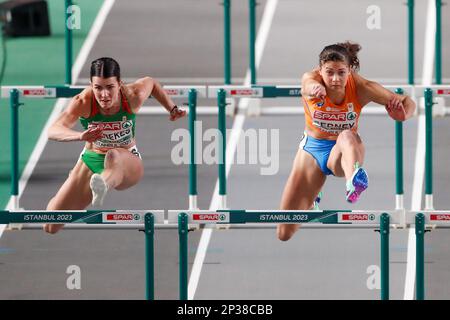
[125,77,186,120]
[301,69,326,99]
[353,73,416,121]
[47,91,103,142]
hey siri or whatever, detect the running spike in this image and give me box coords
[346,167,369,203]
[313,191,323,210]
[90,173,108,207]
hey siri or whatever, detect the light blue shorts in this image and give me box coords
[299,133,336,176]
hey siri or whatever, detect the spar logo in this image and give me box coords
[314,111,347,121]
[122,120,133,129]
[347,112,357,121]
[192,213,227,221]
[341,213,376,222]
[430,214,450,221]
[165,89,184,96]
[106,213,140,221]
[90,122,122,131]
[230,89,258,96]
[23,89,53,97]
[436,89,450,95]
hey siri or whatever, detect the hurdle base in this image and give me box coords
[188,196,200,231]
[6,201,24,230]
[6,223,24,230]
[188,224,201,231]
[226,97,236,116]
[246,98,261,116]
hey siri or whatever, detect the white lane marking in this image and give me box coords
[187,0,279,300]
[404,0,436,301]
[0,0,116,236]
[71,0,116,84]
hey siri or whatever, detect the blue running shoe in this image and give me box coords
[313,191,323,210]
[346,165,369,203]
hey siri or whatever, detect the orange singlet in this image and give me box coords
[302,73,363,140]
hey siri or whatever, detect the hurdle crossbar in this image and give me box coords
[3,208,449,300]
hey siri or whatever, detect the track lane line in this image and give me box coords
[187,0,279,300]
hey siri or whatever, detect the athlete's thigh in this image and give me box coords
[48,160,93,209]
[279,149,326,237]
[327,143,345,177]
[281,149,326,210]
[327,133,365,177]
[107,148,144,189]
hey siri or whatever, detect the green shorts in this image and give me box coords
[81,149,106,174]
[80,147,142,174]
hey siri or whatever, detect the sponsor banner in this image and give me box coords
[338,212,378,223]
[102,212,143,224]
[164,88,188,98]
[208,87,263,98]
[429,213,450,222]
[229,88,263,97]
[163,86,207,98]
[190,213,230,223]
[436,89,450,96]
[256,212,312,223]
[1,87,57,98]
[22,88,56,98]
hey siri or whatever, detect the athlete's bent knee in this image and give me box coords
[46,197,57,210]
[338,130,357,142]
[277,225,297,241]
[105,149,121,165]
[44,223,65,234]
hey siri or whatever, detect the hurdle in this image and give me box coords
[208,84,421,214]
[221,0,444,86]
[0,209,164,300]
[413,85,450,300]
[1,208,402,300]
[6,83,450,212]
[172,209,402,300]
[3,84,450,300]
[2,85,207,211]
[210,84,450,300]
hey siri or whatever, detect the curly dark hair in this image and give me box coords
[319,41,361,72]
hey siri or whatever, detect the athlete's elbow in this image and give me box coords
[300,72,312,88]
[141,77,156,98]
[47,126,57,140]
[47,125,63,141]
[142,76,154,85]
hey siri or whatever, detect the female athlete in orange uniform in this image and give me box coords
[277,42,416,241]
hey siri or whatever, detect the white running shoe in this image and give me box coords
[90,173,108,207]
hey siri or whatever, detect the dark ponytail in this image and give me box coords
[90,57,121,81]
[319,41,361,72]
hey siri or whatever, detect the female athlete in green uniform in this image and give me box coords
[44,57,185,234]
